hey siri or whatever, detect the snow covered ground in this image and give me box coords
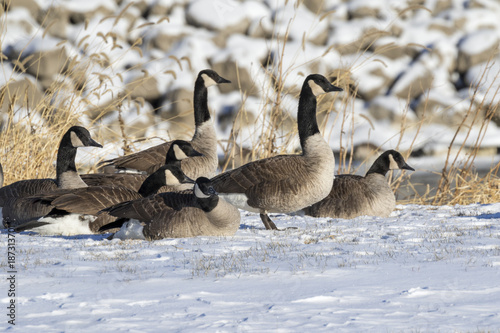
[1,203,500,331]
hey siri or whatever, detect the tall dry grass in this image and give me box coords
[0,2,173,183]
[1,2,499,206]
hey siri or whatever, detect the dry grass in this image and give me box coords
[1,3,499,206]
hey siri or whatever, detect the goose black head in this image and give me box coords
[199,69,231,88]
[65,126,103,149]
[366,150,414,176]
[163,164,196,186]
[194,177,217,198]
[305,74,343,97]
[166,140,203,164]
[193,177,219,212]
[384,150,415,171]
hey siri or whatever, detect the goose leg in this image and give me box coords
[259,213,278,230]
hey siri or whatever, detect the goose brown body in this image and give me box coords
[211,136,335,214]
[0,126,102,228]
[302,150,414,219]
[103,178,241,240]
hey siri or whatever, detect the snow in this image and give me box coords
[113,220,146,240]
[186,0,247,31]
[273,3,329,42]
[1,203,500,331]
[58,0,117,14]
[459,29,499,56]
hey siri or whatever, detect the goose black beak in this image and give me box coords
[402,163,415,171]
[189,150,204,157]
[182,175,196,184]
[89,138,103,148]
[327,84,343,92]
[218,77,231,84]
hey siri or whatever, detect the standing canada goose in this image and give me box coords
[100,177,241,240]
[301,150,415,219]
[210,74,342,230]
[16,141,199,235]
[0,126,102,228]
[99,69,230,184]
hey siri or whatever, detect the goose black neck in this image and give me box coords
[193,77,210,126]
[197,195,219,212]
[138,168,169,197]
[366,159,389,177]
[297,84,320,148]
[56,144,78,184]
[137,160,181,197]
[165,148,180,165]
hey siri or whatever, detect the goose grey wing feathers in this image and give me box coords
[2,197,54,228]
[81,174,181,195]
[43,186,144,215]
[104,190,195,222]
[303,175,375,218]
[14,220,51,232]
[211,155,303,194]
[0,179,57,205]
[100,142,172,174]
[0,179,58,227]
[81,174,147,191]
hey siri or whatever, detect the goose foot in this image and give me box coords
[259,214,299,231]
[260,213,278,230]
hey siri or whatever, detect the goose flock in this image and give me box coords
[0,70,414,240]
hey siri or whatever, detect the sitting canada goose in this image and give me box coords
[0,126,102,228]
[80,140,202,192]
[301,150,415,219]
[100,177,241,240]
[99,69,230,186]
[210,74,342,230]
[16,141,199,235]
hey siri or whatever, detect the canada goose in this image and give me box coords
[80,140,202,192]
[100,177,241,240]
[0,126,102,228]
[99,69,230,185]
[301,150,415,219]
[210,74,342,230]
[15,141,199,235]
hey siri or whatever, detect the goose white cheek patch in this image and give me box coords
[308,80,326,96]
[201,74,217,87]
[70,131,85,147]
[194,184,210,199]
[388,154,399,170]
[165,170,180,185]
[173,145,189,160]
